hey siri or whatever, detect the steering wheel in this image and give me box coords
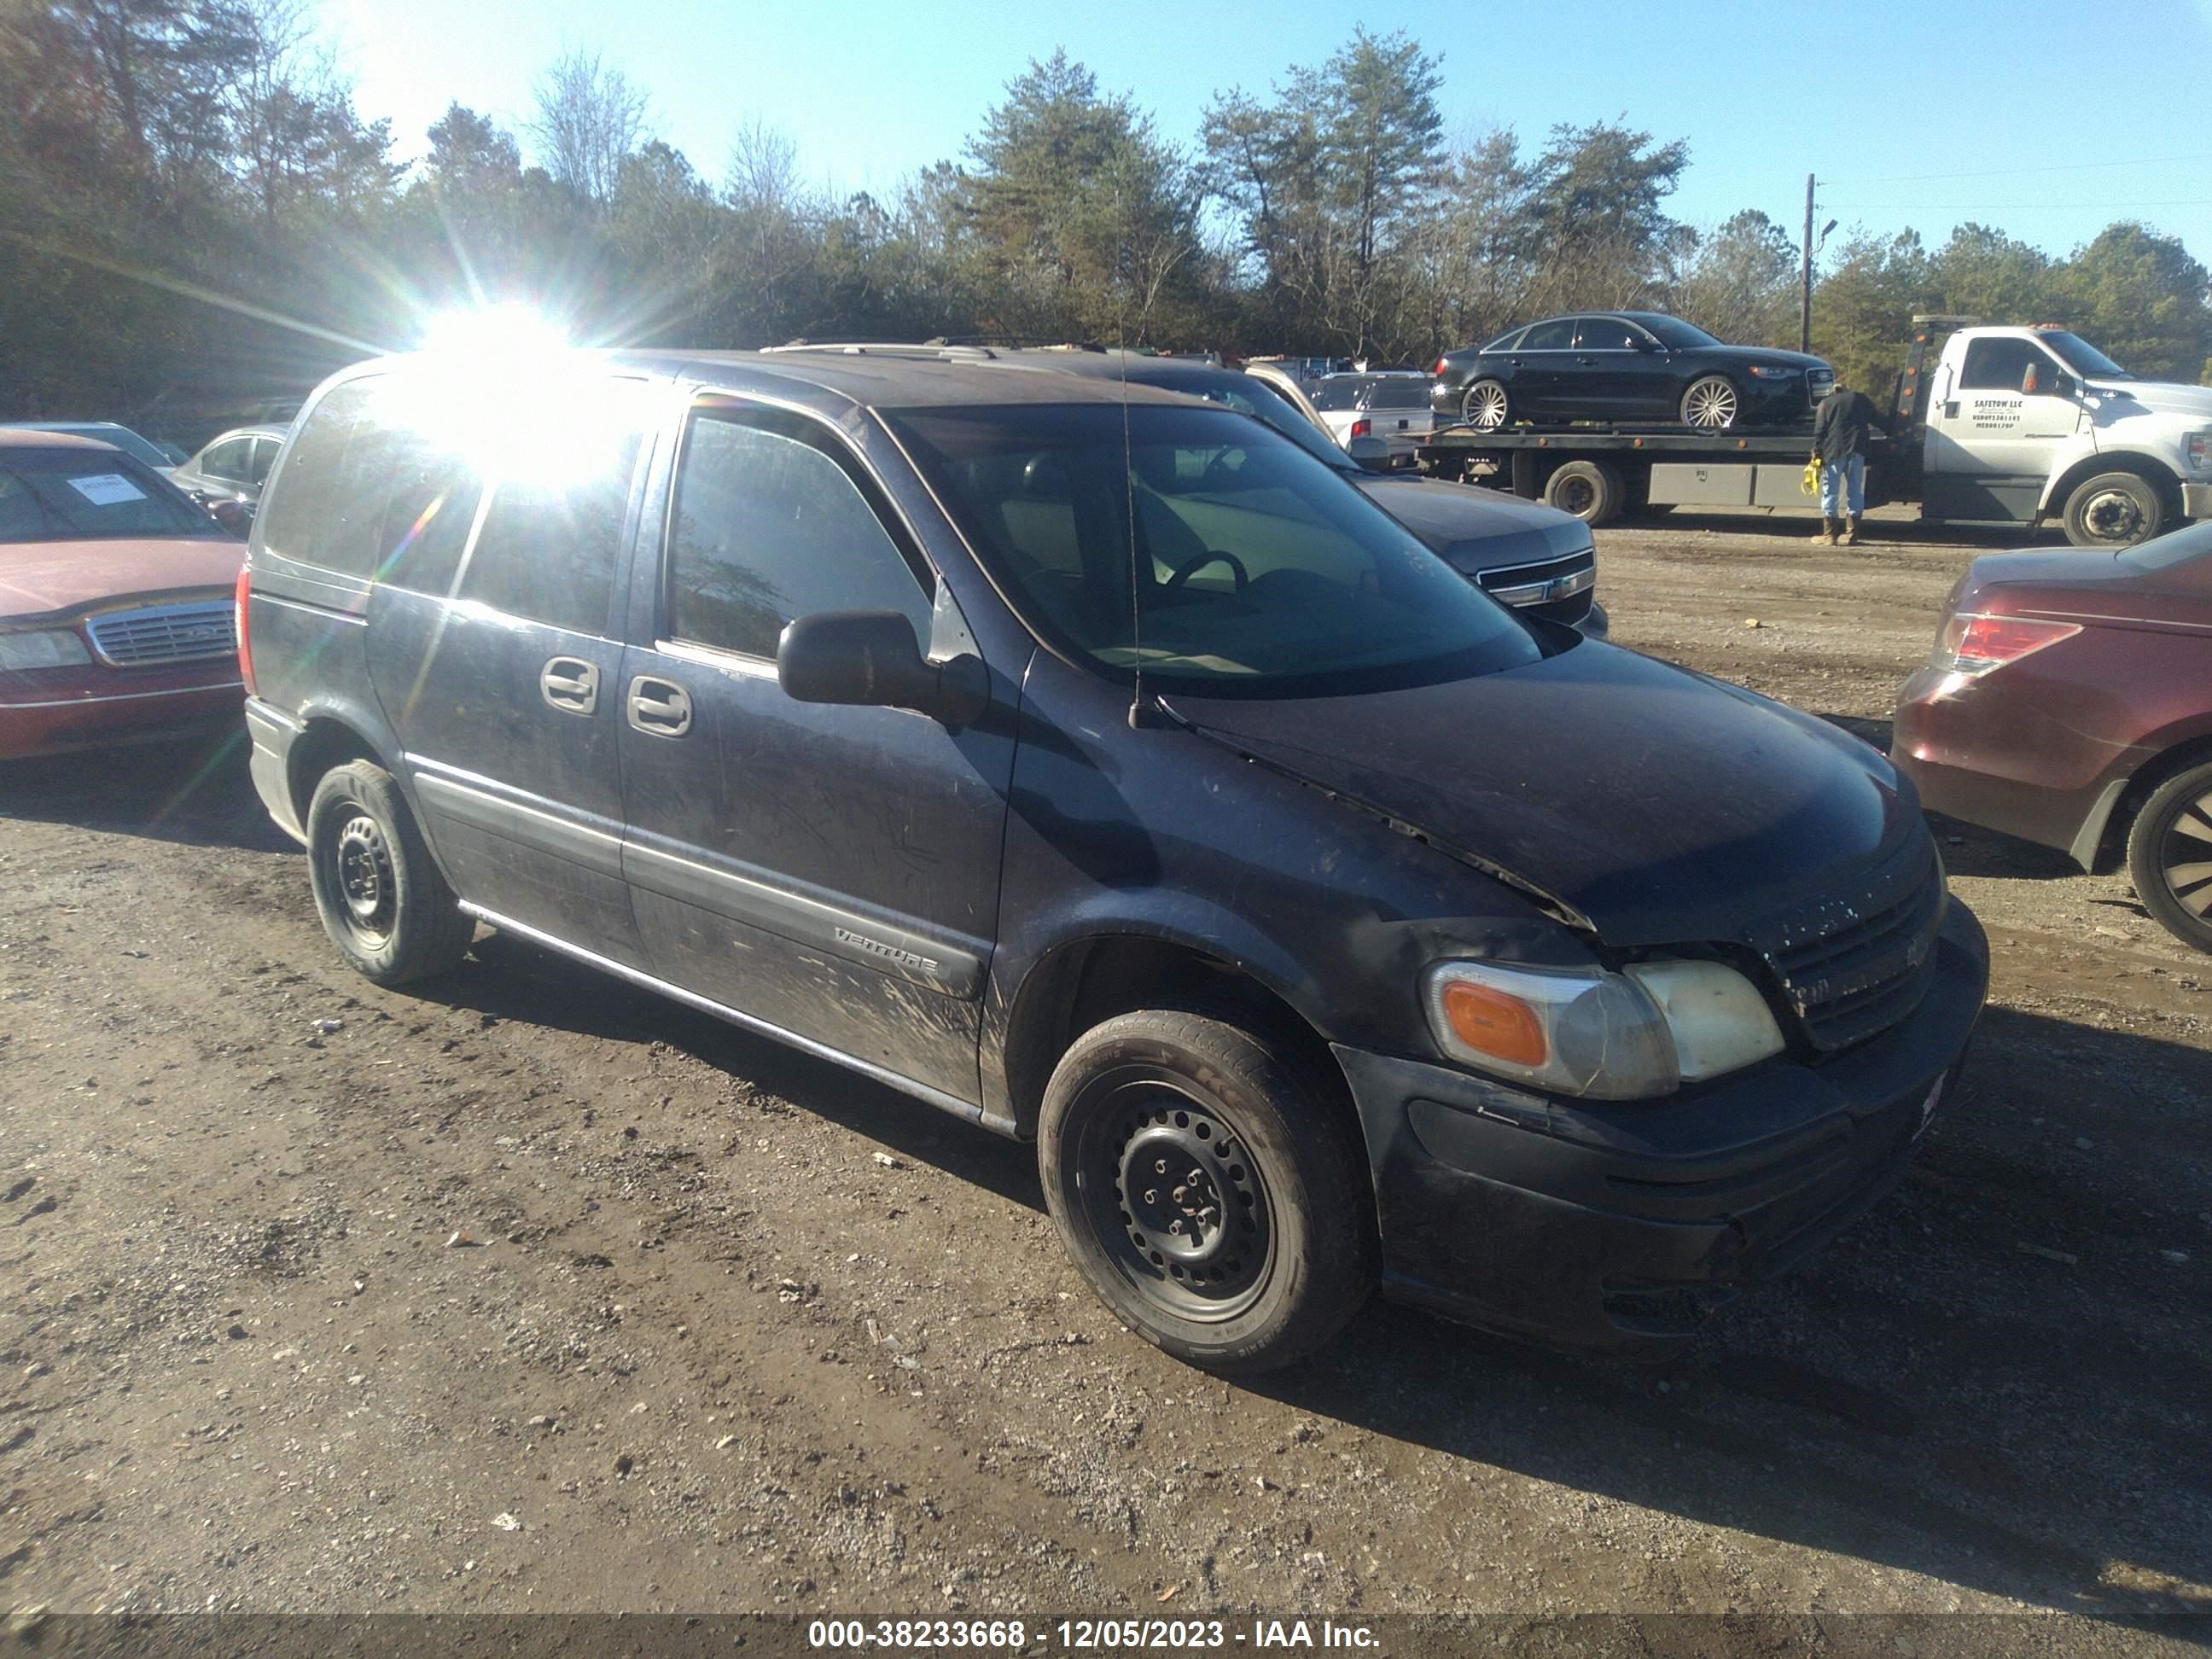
[1164,550,1250,593]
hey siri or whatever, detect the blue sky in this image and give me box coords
[329,0,2212,267]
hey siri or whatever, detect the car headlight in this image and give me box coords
[0,628,92,670]
[2187,431,2211,471]
[1747,364,1801,379]
[1424,957,1786,1100]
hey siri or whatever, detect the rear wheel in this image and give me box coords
[1461,380,1511,432]
[1542,458,1624,526]
[2063,470,2167,548]
[1679,375,1741,428]
[2127,760,2212,952]
[1037,1010,1377,1374]
[306,760,474,985]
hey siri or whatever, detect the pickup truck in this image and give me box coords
[1420,317,2212,547]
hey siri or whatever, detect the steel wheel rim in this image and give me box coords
[1466,384,1508,431]
[2159,789,2212,919]
[2083,488,2144,543]
[1683,378,1738,428]
[1074,1074,1276,1323]
[1553,474,1596,516]
[332,811,397,946]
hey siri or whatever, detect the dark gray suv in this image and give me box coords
[240,346,1986,1373]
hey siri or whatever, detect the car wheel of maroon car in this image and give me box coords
[2127,760,2212,952]
[1038,1009,1377,1374]
[306,760,475,985]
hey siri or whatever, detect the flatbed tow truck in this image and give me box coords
[1417,317,2212,548]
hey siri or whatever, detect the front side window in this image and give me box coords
[893,403,1540,697]
[666,407,932,660]
[0,447,216,543]
[1959,337,2058,392]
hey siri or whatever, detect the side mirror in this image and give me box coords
[1345,434,1394,473]
[777,609,989,727]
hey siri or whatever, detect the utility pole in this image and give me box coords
[1800,172,1816,355]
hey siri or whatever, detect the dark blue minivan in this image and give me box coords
[239,344,1987,1373]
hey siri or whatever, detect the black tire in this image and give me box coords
[1679,374,1741,428]
[2063,470,2168,548]
[306,760,474,985]
[2127,760,2212,952]
[1037,1009,1377,1375]
[1461,379,1511,432]
[1542,458,1623,526]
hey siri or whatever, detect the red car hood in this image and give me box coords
[0,537,242,621]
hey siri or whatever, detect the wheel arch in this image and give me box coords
[2041,451,2183,517]
[997,931,1355,1146]
[2085,725,2212,872]
[285,707,403,830]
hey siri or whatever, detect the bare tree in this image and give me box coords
[527,49,647,205]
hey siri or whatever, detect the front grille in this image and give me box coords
[1759,841,1945,1054]
[1473,551,1596,626]
[85,602,236,668]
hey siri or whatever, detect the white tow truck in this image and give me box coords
[1420,316,2212,546]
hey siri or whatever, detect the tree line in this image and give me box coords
[3,3,2208,434]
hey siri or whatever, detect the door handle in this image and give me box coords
[540,656,600,715]
[627,675,693,737]
[1575,355,1597,365]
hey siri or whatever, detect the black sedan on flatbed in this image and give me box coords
[1433,311,1834,432]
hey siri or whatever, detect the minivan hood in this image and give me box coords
[2089,379,2212,421]
[1170,643,1921,948]
[1354,474,1591,572]
[0,536,242,620]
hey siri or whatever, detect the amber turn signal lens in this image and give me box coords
[1438,981,1548,1068]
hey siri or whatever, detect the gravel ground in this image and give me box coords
[2,504,2207,1645]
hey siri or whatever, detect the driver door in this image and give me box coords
[1927,336,2086,479]
[614,399,1014,1105]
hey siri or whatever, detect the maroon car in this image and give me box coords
[0,430,246,760]
[1894,525,2212,950]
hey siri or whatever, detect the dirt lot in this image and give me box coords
[3,505,2208,1639]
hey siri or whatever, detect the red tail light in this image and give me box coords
[1933,611,2081,676]
[235,562,257,697]
[1434,358,1448,376]
[1350,418,1371,438]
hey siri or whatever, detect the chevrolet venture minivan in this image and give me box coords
[239,345,1988,1373]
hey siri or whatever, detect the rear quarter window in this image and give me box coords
[256,378,387,576]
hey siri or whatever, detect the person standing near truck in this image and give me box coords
[1813,379,1882,546]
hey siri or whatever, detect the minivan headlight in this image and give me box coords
[1424,958,1785,1100]
[0,629,92,670]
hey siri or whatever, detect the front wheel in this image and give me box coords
[2127,760,2212,952]
[2063,470,2168,548]
[1038,1010,1377,1374]
[306,760,474,985]
[1679,375,1741,428]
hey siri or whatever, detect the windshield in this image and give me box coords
[893,403,1540,697]
[2037,331,2131,380]
[0,447,215,543]
[1640,316,1721,350]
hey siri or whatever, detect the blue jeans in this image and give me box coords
[1819,451,1865,516]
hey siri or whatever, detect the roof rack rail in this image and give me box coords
[765,340,998,361]
[924,335,1108,352]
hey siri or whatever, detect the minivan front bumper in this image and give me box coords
[1334,897,1988,1357]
